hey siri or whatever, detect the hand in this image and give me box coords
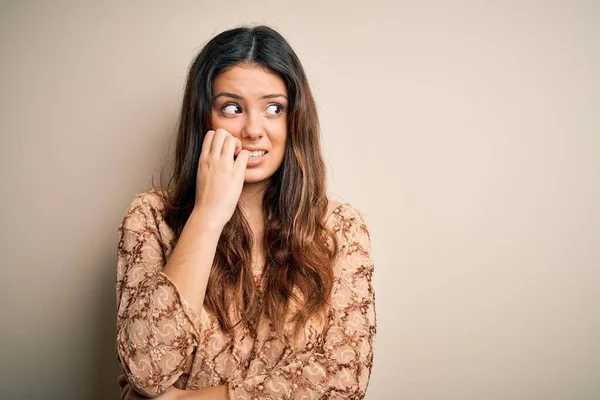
[193,128,250,228]
[118,373,182,400]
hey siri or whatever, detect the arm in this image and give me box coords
[118,366,227,400]
[226,205,377,399]
[176,386,228,400]
[116,194,222,397]
[118,370,227,400]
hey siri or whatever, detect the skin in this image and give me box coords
[211,62,289,242]
[118,63,289,400]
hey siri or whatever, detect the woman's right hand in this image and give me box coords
[193,128,250,229]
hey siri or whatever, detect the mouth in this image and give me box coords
[235,149,267,159]
[248,150,267,158]
[245,150,268,167]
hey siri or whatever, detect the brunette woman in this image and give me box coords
[116,25,376,400]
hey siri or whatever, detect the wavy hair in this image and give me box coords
[154,25,339,337]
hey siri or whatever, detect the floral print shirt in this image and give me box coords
[115,189,376,399]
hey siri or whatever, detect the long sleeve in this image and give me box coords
[227,205,377,400]
[115,193,202,397]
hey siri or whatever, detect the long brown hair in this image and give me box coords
[153,25,339,337]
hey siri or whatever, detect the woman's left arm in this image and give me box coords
[120,205,376,400]
[118,373,228,400]
[226,205,377,400]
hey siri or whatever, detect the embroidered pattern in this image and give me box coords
[116,190,376,398]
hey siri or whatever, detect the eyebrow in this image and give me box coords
[212,92,288,101]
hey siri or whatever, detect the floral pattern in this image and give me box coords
[116,189,376,399]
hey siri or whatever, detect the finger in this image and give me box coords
[117,373,126,388]
[200,130,215,160]
[233,137,243,159]
[221,135,238,160]
[118,373,129,399]
[119,382,128,396]
[120,385,128,400]
[209,129,228,157]
[122,385,131,400]
[233,149,250,176]
[125,387,144,400]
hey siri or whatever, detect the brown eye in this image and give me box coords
[222,104,242,115]
[265,103,284,116]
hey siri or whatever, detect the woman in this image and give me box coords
[116,25,376,400]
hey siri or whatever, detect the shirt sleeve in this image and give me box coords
[226,204,377,400]
[115,193,202,397]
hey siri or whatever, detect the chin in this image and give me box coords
[244,170,273,184]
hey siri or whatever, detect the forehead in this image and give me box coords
[213,64,287,97]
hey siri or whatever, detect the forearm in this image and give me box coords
[162,209,223,314]
[177,385,228,400]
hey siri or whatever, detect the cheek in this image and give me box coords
[210,112,239,132]
[209,112,221,130]
[272,135,287,153]
[273,125,288,149]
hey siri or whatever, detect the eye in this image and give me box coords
[265,103,285,116]
[221,103,242,115]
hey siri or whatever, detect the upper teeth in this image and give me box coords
[249,150,265,157]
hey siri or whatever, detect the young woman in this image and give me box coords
[116,25,376,400]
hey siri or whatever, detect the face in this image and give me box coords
[210,63,288,186]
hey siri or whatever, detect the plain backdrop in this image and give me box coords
[1,1,599,399]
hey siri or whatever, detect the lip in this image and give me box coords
[245,150,267,167]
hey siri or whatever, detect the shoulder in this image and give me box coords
[326,202,373,279]
[325,200,371,244]
[326,200,369,227]
[118,188,168,232]
[137,188,168,209]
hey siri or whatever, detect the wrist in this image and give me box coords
[188,208,225,234]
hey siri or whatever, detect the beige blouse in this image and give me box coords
[115,189,376,399]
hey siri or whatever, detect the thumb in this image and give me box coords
[233,149,250,177]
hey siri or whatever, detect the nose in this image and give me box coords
[240,111,264,140]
